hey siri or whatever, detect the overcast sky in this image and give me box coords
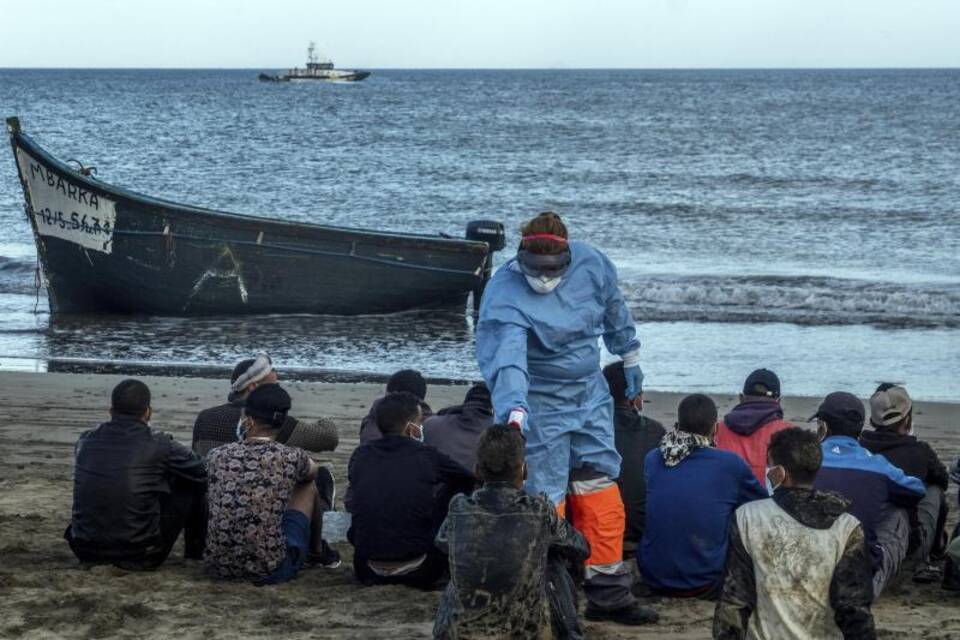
[3,0,959,69]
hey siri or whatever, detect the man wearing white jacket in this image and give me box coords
[713,427,877,640]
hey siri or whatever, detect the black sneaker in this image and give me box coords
[584,602,659,625]
[913,562,943,584]
[307,540,341,569]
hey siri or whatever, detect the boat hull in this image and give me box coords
[6,118,490,316]
[259,71,371,82]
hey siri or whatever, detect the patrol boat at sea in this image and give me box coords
[258,43,371,83]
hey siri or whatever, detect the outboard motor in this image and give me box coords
[465,220,505,311]
[466,219,506,253]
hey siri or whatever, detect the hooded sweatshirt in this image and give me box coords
[715,399,793,485]
[859,430,948,490]
[713,488,876,640]
[422,386,494,472]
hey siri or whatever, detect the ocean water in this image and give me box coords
[1,69,958,400]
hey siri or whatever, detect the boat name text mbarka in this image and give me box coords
[27,160,102,210]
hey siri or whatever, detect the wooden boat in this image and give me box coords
[5,117,504,315]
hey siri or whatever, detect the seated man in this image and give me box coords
[423,382,494,471]
[66,379,207,570]
[811,391,925,598]
[348,391,474,588]
[640,394,766,597]
[204,385,322,584]
[359,369,434,445]
[193,353,340,566]
[715,368,793,485]
[434,425,598,639]
[859,383,949,583]
[603,361,665,552]
[945,459,960,591]
[714,428,876,640]
[192,353,339,456]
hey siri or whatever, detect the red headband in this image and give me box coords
[521,234,568,244]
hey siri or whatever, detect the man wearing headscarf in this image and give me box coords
[192,353,340,567]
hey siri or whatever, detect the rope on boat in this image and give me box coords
[66,159,97,177]
[110,229,485,278]
[33,253,42,314]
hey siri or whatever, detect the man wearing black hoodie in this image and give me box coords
[859,383,949,583]
[423,382,494,472]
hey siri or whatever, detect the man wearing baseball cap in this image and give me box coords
[811,391,925,598]
[860,383,949,584]
[715,369,794,485]
[204,384,324,584]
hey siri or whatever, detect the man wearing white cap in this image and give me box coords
[192,352,341,567]
[860,383,949,584]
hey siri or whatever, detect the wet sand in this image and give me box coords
[1,371,958,639]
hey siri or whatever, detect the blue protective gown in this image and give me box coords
[476,240,639,504]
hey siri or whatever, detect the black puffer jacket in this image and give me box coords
[859,430,948,489]
[70,416,206,550]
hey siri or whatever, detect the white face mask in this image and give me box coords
[765,465,785,495]
[525,275,562,294]
[407,421,424,442]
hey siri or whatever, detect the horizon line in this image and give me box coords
[1,65,959,71]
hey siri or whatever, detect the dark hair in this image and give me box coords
[463,382,491,407]
[677,394,717,436]
[231,358,256,384]
[111,379,151,417]
[387,369,427,401]
[874,382,897,393]
[823,418,863,439]
[520,211,568,254]
[768,427,822,485]
[476,425,525,482]
[376,391,422,435]
[603,361,627,402]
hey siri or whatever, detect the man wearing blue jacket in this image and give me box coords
[640,394,767,596]
[811,391,925,598]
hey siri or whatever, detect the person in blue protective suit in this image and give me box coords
[476,211,658,626]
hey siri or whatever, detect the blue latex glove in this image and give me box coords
[624,365,644,400]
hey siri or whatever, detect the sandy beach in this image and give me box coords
[1,370,958,639]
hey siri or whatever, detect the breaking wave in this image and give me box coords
[623,274,960,328]
[0,256,39,296]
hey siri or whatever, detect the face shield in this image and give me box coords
[516,249,572,280]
